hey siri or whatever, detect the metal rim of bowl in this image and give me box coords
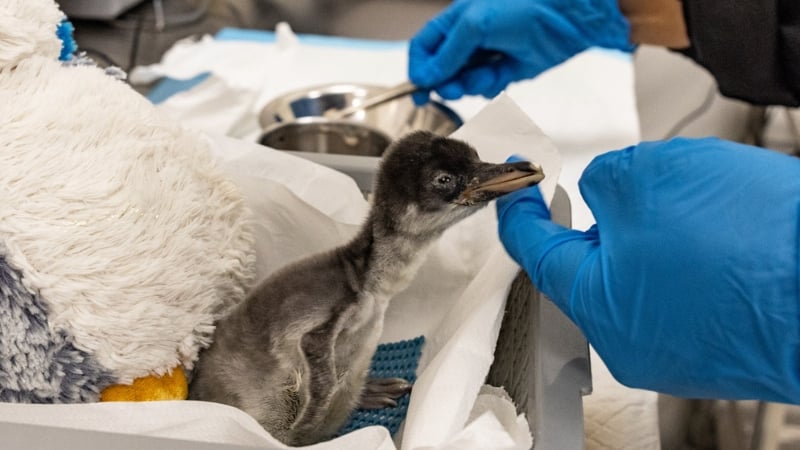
[257,82,463,131]
[260,115,390,135]
[258,83,379,129]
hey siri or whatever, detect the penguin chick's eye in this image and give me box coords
[434,174,453,186]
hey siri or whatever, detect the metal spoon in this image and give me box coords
[324,81,419,120]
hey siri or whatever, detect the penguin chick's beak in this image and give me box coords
[457,161,544,205]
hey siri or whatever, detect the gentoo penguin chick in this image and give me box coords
[189,130,544,446]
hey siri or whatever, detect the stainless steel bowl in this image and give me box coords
[258,83,462,156]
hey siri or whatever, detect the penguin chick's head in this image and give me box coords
[372,130,544,234]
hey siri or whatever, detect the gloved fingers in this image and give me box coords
[454,59,528,98]
[416,59,503,101]
[496,183,559,266]
[495,154,546,207]
[435,79,466,101]
[495,154,546,216]
[496,181,550,222]
[496,183,601,326]
[482,62,520,98]
[408,3,481,89]
[408,26,445,88]
[408,0,466,53]
[408,19,446,88]
[423,20,484,87]
[459,65,499,97]
[502,154,527,164]
[411,90,431,106]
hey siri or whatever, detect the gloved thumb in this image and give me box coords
[496,182,600,323]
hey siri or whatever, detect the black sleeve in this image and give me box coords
[678,1,800,107]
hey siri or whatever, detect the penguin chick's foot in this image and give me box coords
[358,377,412,409]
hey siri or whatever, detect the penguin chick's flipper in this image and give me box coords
[358,377,413,409]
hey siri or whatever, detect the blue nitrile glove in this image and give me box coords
[408,0,632,103]
[497,138,800,403]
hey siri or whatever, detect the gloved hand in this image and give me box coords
[408,0,632,103]
[497,138,800,403]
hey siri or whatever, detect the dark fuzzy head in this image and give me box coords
[374,131,480,210]
[370,131,543,235]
